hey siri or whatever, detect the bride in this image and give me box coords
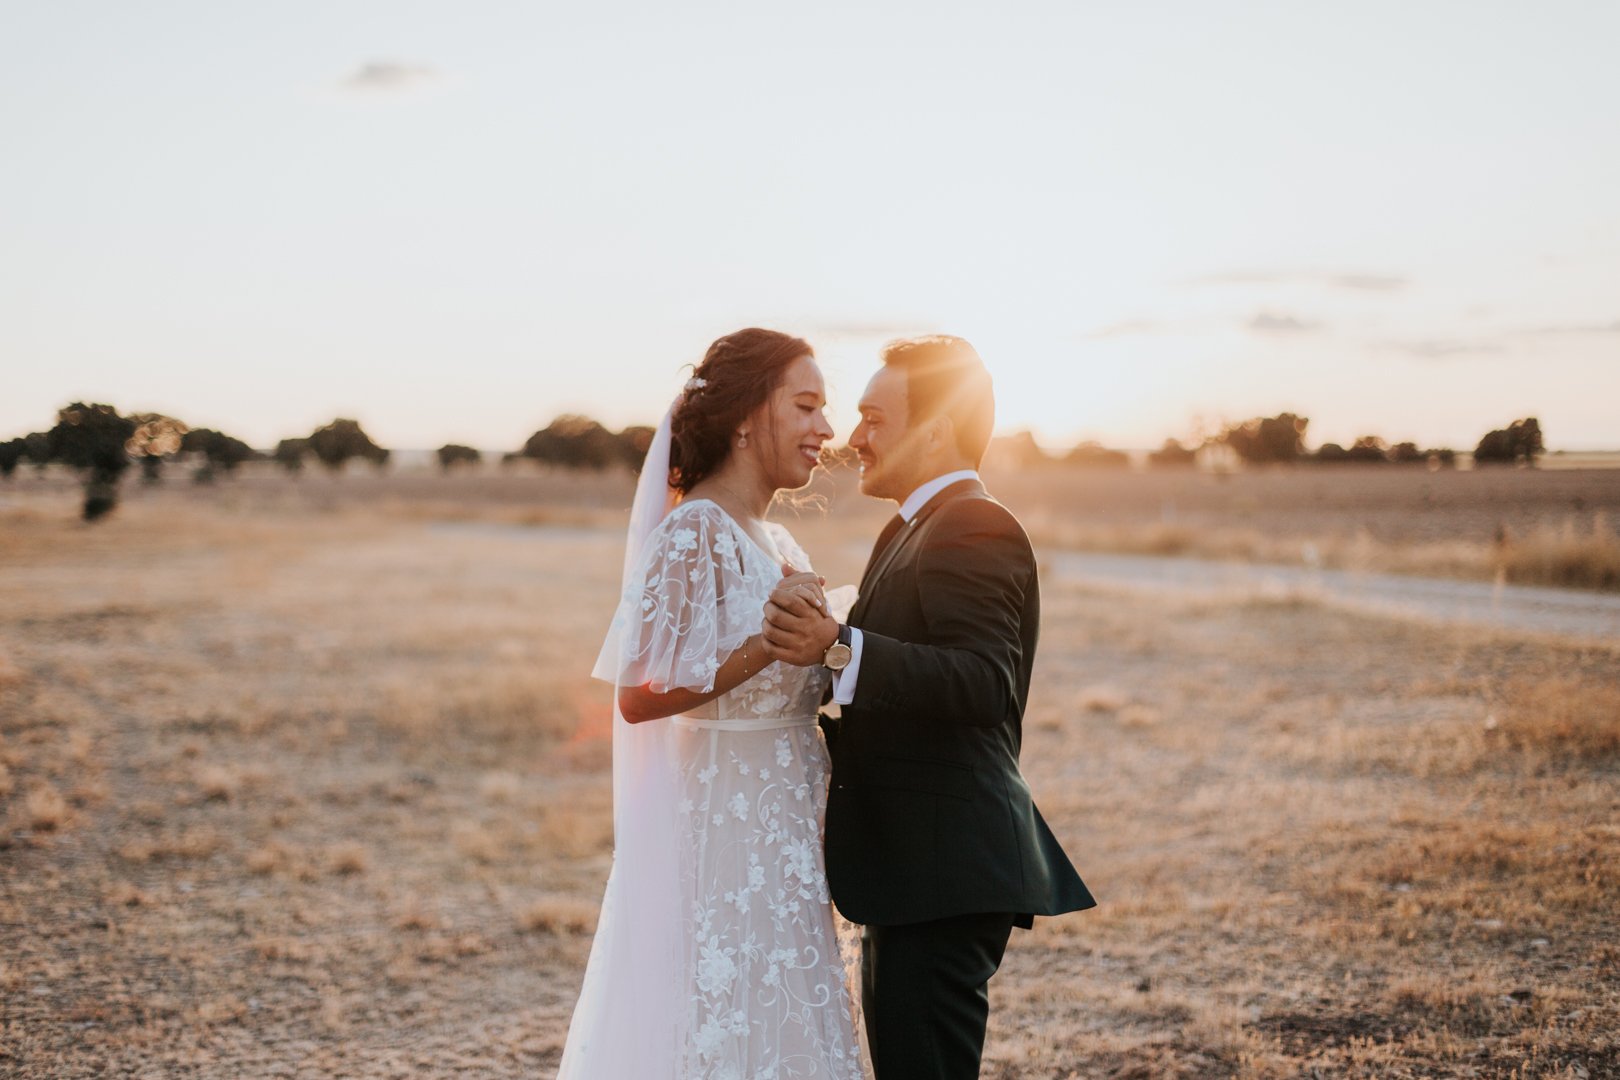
[558,328,865,1079]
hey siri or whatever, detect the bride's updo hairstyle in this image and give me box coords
[669,328,812,495]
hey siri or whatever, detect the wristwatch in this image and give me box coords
[822,624,853,672]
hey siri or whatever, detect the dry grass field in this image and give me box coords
[2,468,1617,1078]
[988,464,1620,592]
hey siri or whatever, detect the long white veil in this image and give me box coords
[557,401,687,1078]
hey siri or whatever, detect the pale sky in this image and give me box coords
[4,1,1618,452]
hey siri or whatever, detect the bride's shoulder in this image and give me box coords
[644,498,736,557]
[660,497,728,532]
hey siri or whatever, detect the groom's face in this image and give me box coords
[849,366,924,502]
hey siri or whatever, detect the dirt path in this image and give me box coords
[1048,550,1620,643]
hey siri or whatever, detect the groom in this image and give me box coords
[761,335,1095,1078]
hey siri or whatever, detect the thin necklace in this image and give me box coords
[713,480,764,520]
[713,480,776,558]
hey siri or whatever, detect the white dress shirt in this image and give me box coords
[829,470,980,705]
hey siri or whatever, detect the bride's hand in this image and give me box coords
[762,569,840,666]
[777,563,828,617]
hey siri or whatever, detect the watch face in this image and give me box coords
[824,643,852,670]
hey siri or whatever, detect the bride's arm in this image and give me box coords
[617,632,770,724]
[618,568,827,723]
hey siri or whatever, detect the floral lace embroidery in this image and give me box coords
[618,500,863,1079]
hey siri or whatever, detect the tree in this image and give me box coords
[1474,418,1544,466]
[1315,442,1349,464]
[521,415,621,470]
[181,428,255,482]
[46,402,136,521]
[987,431,1053,471]
[0,437,25,479]
[1147,439,1197,468]
[1390,441,1424,464]
[1345,436,1388,464]
[308,418,388,472]
[22,432,49,474]
[437,444,482,470]
[273,438,310,474]
[1218,413,1309,464]
[126,413,189,483]
[1063,440,1130,469]
[616,426,657,471]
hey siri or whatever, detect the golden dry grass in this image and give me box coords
[1025,514,1620,593]
[998,464,1620,592]
[1497,515,1620,591]
[1,478,1617,1077]
[1492,675,1620,762]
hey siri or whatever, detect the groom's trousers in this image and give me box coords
[860,912,1017,1080]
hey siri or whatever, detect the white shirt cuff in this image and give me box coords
[830,627,864,706]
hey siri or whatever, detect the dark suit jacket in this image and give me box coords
[823,478,1096,927]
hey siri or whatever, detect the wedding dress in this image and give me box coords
[558,407,862,1080]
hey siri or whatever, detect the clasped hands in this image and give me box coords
[760,564,840,666]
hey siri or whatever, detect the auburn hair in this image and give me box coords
[669,328,812,494]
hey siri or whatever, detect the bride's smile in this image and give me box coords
[755,354,834,491]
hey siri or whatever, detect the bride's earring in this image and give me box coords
[737,432,748,449]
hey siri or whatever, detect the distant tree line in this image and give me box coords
[0,402,662,521]
[0,397,1552,522]
[985,414,1545,471]
[1205,413,1540,469]
[0,404,396,521]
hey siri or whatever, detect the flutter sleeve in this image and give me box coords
[592,501,753,695]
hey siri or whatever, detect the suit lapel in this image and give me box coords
[850,478,984,624]
[857,514,906,596]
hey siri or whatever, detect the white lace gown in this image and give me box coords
[560,498,864,1080]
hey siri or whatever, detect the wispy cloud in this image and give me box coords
[1378,339,1506,361]
[339,61,439,93]
[1516,319,1620,336]
[1248,312,1323,333]
[1189,270,1407,292]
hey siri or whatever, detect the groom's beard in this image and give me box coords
[858,429,937,502]
[861,459,917,503]
[860,471,897,502]
[856,452,902,500]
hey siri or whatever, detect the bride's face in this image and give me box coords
[751,355,834,491]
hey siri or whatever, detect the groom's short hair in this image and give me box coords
[881,335,995,467]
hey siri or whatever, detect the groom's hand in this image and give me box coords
[762,581,840,667]
[776,564,827,611]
